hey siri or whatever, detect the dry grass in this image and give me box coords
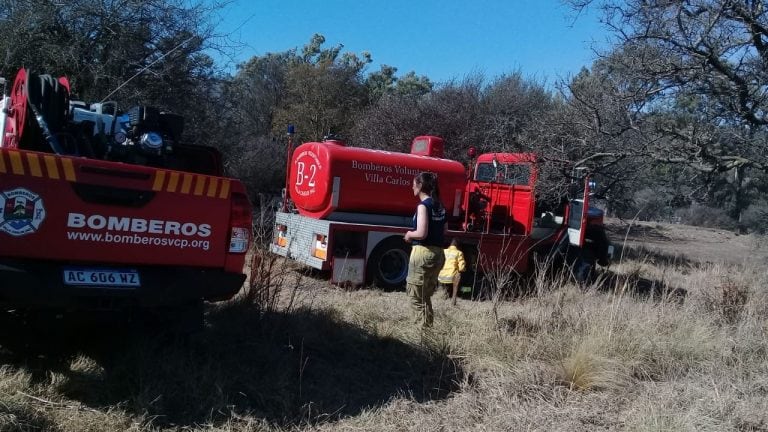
[1,229,767,431]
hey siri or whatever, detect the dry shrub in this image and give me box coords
[558,343,629,391]
[529,283,720,382]
[232,204,303,316]
[0,364,141,432]
[624,401,702,432]
[701,276,750,325]
[621,380,737,432]
[719,278,749,324]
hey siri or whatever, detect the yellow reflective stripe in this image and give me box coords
[43,155,59,179]
[27,154,42,177]
[61,158,76,181]
[152,171,166,191]
[193,176,206,196]
[167,172,180,192]
[0,153,6,173]
[9,151,23,175]
[218,179,230,199]
[207,177,219,197]
[180,174,193,194]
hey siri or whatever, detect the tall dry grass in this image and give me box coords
[1,230,766,431]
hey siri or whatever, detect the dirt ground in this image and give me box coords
[604,218,767,267]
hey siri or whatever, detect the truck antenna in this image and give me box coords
[100,34,196,103]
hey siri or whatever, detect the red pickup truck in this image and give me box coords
[0,69,252,330]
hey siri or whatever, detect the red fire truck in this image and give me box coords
[0,69,252,331]
[271,133,612,290]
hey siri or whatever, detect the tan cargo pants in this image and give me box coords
[406,244,445,328]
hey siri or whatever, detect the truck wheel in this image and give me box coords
[367,237,411,290]
[590,227,611,266]
[571,247,596,285]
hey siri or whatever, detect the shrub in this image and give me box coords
[674,204,737,230]
[701,277,750,325]
[631,188,674,222]
[739,201,768,234]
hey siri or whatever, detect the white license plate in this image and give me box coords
[63,268,141,288]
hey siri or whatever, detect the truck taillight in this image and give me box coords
[312,234,328,260]
[229,192,252,254]
[275,224,288,247]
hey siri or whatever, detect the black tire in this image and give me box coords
[589,226,611,267]
[367,236,411,290]
[571,247,596,285]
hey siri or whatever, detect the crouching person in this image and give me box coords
[438,238,466,306]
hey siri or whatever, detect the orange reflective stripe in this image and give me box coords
[207,177,219,197]
[167,172,180,192]
[27,154,42,177]
[43,155,59,179]
[180,174,193,194]
[61,158,76,181]
[9,151,23,175]
[193,176,206,195]
[218,179,230,199]
[152,171,166,191]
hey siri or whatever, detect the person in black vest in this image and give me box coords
[404,172,446,328]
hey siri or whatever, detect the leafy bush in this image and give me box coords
[631,188,675,222]
[674,204,737,230]
[739,202,768,234]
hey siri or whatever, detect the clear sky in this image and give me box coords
[208,0,609,85]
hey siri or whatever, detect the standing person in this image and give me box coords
[438,238,466,306]
[404,172,446,328]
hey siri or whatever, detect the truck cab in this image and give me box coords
[461,152,537,235]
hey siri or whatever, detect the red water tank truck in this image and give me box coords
[271,133,612,290]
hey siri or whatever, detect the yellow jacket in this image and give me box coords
[438,245,466,283]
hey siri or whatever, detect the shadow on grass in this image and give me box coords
[594,269,687,302]
[605,221,671,242]
[1,305,463,429]
[613,243,696,267]
[0,403,60,432]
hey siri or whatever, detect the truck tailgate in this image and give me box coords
[0,149,232,268]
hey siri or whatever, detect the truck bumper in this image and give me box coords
[0,259,245,310]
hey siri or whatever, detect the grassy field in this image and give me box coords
[1,221,767,431]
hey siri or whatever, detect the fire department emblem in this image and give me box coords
[0,188,46,237]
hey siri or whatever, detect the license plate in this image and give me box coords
[63,268,141,288]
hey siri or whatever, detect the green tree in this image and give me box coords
[271,34,371,141]
[0,0,221,105]
[0,0,223,146]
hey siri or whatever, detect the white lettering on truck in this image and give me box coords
[67,213,212,238]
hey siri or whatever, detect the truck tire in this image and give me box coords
[571,247,596,285]
[590,226,611,266]
[367,236,411,290]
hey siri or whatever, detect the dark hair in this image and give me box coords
[415,172,442,209]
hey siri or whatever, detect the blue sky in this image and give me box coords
[208,0,609,84]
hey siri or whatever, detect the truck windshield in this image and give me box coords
[475,162,531,186]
